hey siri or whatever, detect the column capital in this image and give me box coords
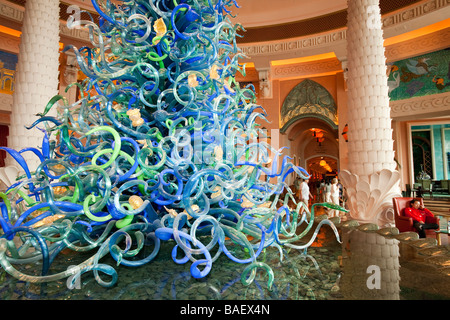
[256,67,273,99]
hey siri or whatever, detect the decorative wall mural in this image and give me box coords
[388,48,450,100]
[281,79,338,130]
[0,50,18,94]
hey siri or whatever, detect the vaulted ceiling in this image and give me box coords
[229,0,423,42]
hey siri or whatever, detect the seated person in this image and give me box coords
[404,199,439,238]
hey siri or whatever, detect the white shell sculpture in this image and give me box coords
[340,169,401,227]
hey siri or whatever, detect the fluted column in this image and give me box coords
[339,0,401,227]
[7,0,60,172]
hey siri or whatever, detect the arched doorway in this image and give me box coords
[307,156,339,180]
[280,79,340,184]
[306,155,339,202]
[412,133,433,179]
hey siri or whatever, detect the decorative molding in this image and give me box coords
[385,27,450,62]
[0,0,23,22]
[0,32,19,54]
[1,0,447,59]
[59,23,91,42]
[238,0,450,59]
[272,58,342,79]
[382,0,450,29]
[390,91,450,119]
[240,29,347,58]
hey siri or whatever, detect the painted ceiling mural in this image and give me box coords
[387,48,450,100]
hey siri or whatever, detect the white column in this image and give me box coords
[7,0,60,172]
[339,0,401,227]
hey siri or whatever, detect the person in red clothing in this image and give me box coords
[404,199,439,238]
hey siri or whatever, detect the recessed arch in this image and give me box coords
[281,113,338,135]
[280,79,338,134]
[306,155,339,176]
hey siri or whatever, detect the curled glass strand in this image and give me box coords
[241,261,275,291]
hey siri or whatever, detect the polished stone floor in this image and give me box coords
[0,217,448,301]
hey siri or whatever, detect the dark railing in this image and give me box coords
[404,179,450,199]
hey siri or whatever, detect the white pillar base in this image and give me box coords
[340,169,402,227]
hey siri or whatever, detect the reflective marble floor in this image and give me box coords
[0,220,448,301]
